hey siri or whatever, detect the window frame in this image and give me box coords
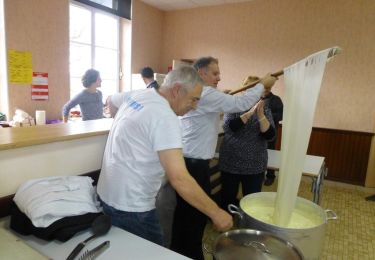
[74,0,131,20]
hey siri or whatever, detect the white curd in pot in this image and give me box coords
[242,203,324,229]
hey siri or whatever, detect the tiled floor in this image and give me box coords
[203,176,375,260]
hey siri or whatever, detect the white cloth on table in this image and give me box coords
[13,176,101,227]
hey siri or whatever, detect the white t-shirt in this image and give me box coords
[180,83,264,159]
[97,89,182,212]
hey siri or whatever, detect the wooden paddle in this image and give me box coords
[229,70,283,95]
[229,47,341,95]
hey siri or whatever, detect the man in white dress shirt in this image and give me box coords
[170,57,277,260]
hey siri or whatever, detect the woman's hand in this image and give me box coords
[255,100,265,119]
[240,102,257,123]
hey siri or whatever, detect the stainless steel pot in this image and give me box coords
[204,229,304,260]
[228,192,337,260]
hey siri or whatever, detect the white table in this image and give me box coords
[267,149,327,204]
[14,225,191,260]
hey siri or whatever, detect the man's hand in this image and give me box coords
[242,76,260,88]
[260,73,278,90]
[211,208,233,232]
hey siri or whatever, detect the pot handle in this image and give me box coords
[202,236,215,255]
[325,209,338,221]
[228,204,244,220]
[202,242,213,255]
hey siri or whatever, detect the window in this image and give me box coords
[75,0,131,19]
[89,0,114,9]
[69,1,119,103]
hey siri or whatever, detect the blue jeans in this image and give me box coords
[100,199,164,246]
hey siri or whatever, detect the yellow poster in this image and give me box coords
[8,49,33,84]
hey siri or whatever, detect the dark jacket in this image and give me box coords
[263,92,283,128]
[146,80,159,90]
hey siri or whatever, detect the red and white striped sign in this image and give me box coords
[32,72,48,100]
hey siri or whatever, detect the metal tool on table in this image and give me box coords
[78,240,110,260]
[66,214,111,260]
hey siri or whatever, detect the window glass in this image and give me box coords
[70,77,83,98]
[90,0,114,9]
[70,43,91,77]
[100,79,117,102]
[70,5,91,44]
[94,47,118,80]
[95,12,118,49]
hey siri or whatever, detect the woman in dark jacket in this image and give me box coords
[219,99,275,209]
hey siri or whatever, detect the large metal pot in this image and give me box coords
[228,192,337,260]
[204,229,304,260]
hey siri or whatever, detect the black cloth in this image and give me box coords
[10,202,102,242]
[146,80,159,90]
[171,157,210,260]
[263,92,283,179]
[263,92,283,127]
[221,170,265,209]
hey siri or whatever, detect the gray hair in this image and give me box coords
[193,56,218,71]
[161,66,203,92]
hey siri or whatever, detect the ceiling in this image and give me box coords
[140,0,254,11]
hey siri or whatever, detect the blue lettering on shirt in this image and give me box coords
[125,97,144,111]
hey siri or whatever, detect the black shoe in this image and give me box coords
[264,178,275,186]
[365,194,375,201]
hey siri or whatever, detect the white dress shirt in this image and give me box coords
[180,83,264,159]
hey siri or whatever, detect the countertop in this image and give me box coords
[0,118,113,151]
[0,217,190,260]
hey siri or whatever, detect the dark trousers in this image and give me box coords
[171,158,210,260]
[266,139,277,179]
[220,170,265,210]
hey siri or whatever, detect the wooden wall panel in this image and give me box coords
[304,128,372,185]
[277,127,373,185]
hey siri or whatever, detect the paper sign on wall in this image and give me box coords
[8,49,33,84]
[31,72,48,100]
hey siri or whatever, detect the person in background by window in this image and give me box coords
[263,90,283,186]
[141,67,159,89]
[62,69,104,122]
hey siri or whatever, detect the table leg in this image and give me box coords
[312,163,327,205]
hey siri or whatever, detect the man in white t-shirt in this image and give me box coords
[97,66,233,247]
